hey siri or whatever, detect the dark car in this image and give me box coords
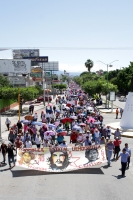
[37,96,52,102]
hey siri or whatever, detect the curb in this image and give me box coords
[112,132,133,139]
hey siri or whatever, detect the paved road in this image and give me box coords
[0,103,133,200]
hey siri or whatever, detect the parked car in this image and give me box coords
[37,96,52,102]
[119,96,126,102]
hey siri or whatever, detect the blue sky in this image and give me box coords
[0,0,133,73]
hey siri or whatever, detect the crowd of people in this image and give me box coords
[0,81,131,176]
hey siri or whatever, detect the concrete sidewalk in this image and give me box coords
[106,122,133,138]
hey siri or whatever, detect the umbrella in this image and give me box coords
[93,121,101,125]
[72,125,81,130]
[21,120,30,124]
[25,115,34,121]
[65,106,70,110]
[70,116,77,120]
[44,131,55,136]
[54,121,60,127]
[61,118,72,124]
[78,113,85,116]
[57,131,67,136]
[55,110,60,113]
[66,103,71,107]
[88,118,95,123]
[48,124,56,129]
[79,123,86,127]
[31,121,42,126]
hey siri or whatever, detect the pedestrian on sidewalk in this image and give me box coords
[116,108,119,119]
[125,143,131,169]
[0,142,7,164]
[6,143,16,169]
[120,108,123,118]
[106,140,114,166]
[116,148,129,177]
[5,118,11,131]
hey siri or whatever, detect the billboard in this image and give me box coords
[12,49,39,59]
[30,67,42,82]
[24,56,48,63]
[0,59,31,73]
[40,62,59,71]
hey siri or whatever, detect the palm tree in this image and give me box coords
[85,59,94,72]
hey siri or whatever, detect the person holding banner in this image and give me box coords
[106,140,114,166]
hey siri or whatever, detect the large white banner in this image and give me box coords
[0,59,31,73]
[16,145,106,172]
[12,49,39,59]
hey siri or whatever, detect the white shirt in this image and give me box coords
[25,141,32,148]
[44,135,51,141]
[34,114,38,119]
[77,135,83,142]
[35,137,41,144]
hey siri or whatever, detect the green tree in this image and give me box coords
[0,74,12,87]
[85,59,94,72]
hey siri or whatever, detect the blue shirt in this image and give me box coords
[119,152,129,162]
[125,147,131,156]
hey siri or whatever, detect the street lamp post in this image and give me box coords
[97,60,119,109]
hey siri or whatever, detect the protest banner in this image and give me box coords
[16,145,106,172]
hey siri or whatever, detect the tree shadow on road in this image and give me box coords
[11,168,104,177]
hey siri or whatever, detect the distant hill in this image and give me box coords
[55,71,81,76]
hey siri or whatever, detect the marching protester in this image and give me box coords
[35,134,42,148]
[106,140,114,166]
[6,143,16,169]
[125,143,131,169]
[113,137,121,159]
[116,148,130,177]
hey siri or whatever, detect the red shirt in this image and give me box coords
[70,133,78,142]
[114,140,121,147]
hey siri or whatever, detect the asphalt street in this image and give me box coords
[0,99,133,200]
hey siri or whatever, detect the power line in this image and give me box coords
[1,47,133,50]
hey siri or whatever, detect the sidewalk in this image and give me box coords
[106,122,133,138]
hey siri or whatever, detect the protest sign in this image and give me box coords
[16,145,106,172]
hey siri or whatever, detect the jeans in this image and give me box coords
[121,162,127,175]
[95,137,100,145]
[8,155,15,166]
[107,150,113,165]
